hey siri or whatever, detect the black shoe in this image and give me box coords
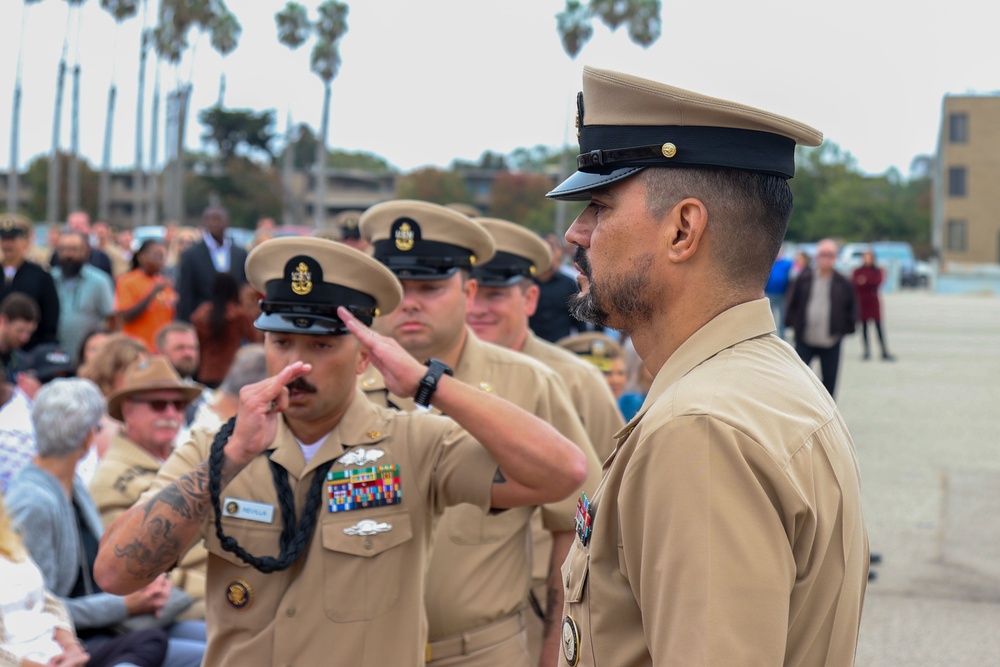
[868,569,877,582]
[881,354,896,362]
[862,351,871,361]
[870,552,883,565]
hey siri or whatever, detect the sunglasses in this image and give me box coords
[129,398,188,413]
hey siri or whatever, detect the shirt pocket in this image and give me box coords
[320,510,413,622]
[446,502,525,545]
[204,519,285,632]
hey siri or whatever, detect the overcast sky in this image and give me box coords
[1,0,996,178]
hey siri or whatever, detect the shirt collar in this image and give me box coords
[202,230,231,252]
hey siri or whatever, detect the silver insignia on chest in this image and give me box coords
[337,448,385,467]
[343,519,393,536]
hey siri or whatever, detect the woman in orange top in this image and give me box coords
[114,239,176,351]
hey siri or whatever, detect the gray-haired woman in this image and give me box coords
[5,379,204,667]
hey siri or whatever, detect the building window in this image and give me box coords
[949,112,968,143]
[948,167,967,197]
[947,220,966,252]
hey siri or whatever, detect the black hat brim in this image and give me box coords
[546,166,646,201]
[254,312,349,336]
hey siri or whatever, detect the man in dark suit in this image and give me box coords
[0,214,59,351]
[176,205,248,322]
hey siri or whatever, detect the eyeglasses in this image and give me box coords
[129,398,188,413]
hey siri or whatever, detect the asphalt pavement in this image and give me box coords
[817,291,1000,666]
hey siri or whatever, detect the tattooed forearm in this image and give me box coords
[144,463,211,521]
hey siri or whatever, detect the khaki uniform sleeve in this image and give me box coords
[537,373,604,533]
[420,415,497,516]
[618,415,796,665]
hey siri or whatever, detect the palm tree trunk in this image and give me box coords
[313,79,331,229]
[147,63,161,227]
[134,29,148,229]
[173,83,191,224]
[9,83,21,214]
[282,111,294,225]
[46,59,67,225]
[99,84,116,221]
[68,64,81,214]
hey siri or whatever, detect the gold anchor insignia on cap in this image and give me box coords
[362,377,377,388]
[591,339,607,357]
[395,222,415,251]
[661,143,677,158]
[226,579,253,609]
[478,381,493,393]
[290,262,313,295]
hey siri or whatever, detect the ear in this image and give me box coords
[522,283,540,317]
[463,276,478,309]
[664,198,708,264]
[355,341,370,375]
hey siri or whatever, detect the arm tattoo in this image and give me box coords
[493,467,507,484]
[543,581,560,636]
[116,461,214,580]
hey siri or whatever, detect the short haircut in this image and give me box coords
[32,378,105,458]
[219,344,267,396]
[0,293,40,324]
[155,321,196,351]
[639,167,793,289]
[59,229,90,248]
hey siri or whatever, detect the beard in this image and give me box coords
[60,259,84,278]
[569,246,655,333]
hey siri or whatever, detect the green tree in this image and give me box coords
[275,1,312,225]
[395,168,469,204]
[489,172,558,233]
[310,0,349,228]
[184,152,282,229]
[24,152,99,223]
[199,107,276,162]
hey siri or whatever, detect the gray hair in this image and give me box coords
[32,378,105,458]
[219,344,267,396]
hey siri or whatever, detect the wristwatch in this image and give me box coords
[414,359,454,409]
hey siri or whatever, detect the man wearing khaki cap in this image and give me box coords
[95,237,588,667]
[360,201,603,667]
[466,217,624,664]
[547,67,868,666]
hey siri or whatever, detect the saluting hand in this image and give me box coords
[338,307,426,398]
[228,361,312,467]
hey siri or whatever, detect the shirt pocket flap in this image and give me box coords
[204,518,282,568]
[562,544,590,604]
[322,512,413,558]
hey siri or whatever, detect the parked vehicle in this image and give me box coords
[839,241,930,288]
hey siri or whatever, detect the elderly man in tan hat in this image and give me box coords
[89,355,208,619]
[360,200,603,667]
[94,236,588,667]
[545,67,869,667]
[465,217,624,664]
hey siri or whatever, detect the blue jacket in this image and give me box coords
[5,463,131,631]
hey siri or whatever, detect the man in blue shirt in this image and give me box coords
[52,230,115,365]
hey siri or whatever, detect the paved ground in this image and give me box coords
[817,291,1000,666]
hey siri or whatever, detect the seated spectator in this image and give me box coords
[5,379,204,667]
[89,357,207,620]
[0,292,39,385]
[76,334,149,478]
[190,272,261,389]
[0,380,33,494]
[77,328,112,369]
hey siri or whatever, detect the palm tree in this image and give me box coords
[310,0,349,229]
[207,7,240,181]
[132,0,153,228]
[275,1,311,226]
[67,1,88,214]
[8,0,46,214]
[98,0,140,222]
[46,0,85,224]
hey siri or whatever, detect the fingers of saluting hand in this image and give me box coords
[338,307,375,345]
[241,361,312,415]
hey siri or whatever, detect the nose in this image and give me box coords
[564,212,592,250]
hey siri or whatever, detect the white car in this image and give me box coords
[839,241,930,288]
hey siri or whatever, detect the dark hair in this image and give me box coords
[209,272,240,338]
[0,292,40,323]
[130,238,166,271]
[640,167,793,289]
[77,326,109,366]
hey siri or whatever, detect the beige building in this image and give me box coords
[933,94,1000,267]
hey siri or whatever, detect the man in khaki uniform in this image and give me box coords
[93,237,589,667]
[359,201,603,667]
[547,67,869,666]
[464,217,624,663]
[89,355,208,619]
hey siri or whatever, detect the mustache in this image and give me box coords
[574,246,592,279]
[286,377,317,394]
[153,419,181,430]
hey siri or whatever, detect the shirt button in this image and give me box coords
[286,607,296,617]
[363,538,373,551]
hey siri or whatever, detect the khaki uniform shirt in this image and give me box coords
[519,332,624,586]
[142,390,497,667]
[360,329,603,640]
[560,299,868,666]
[89,433,208,620]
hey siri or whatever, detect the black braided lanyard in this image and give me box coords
[209,417,334,573]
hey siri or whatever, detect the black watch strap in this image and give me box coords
[414,359,454,409]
